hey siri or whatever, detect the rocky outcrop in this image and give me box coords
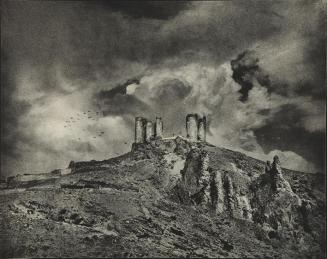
[172,148,322,249]
[268,155,293,193]
[173,147,253,220]
[171,148,207,204]
[248,156,306,244]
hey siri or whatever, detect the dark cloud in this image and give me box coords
[230,46,325,172]
[97,78,140,99]
[152,79,191,105]
[0,0,285,91]
[99,94,150,117]
[95,77,192,136]
[294,38,326,99]
[231,51,266,102]
[254,104,325,172]
[96,1,190,20]
[230,48,325,102]
[95,78,149,117]
[0,49,31,161]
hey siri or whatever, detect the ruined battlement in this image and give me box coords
[155,117,163,138]
[135,117,147,143]
[134,116,163,143]
[186,114,198,141]
[134,114,206,144]
[197,116,206,141]
[186,113,206,141]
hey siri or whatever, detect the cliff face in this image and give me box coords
[170,143,324,248]
[0,137,325,258]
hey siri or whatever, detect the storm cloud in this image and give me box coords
[1,0,325,177]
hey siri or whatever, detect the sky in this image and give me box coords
[1,0,326,178]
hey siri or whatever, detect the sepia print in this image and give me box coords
[0,1,326,258]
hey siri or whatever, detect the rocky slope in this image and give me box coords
[0,137,325,258]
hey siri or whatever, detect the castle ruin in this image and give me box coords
[134,114,206,143]
[186,114,206,141]
[135,116,163,143]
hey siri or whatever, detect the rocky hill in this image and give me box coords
[0,137,325,258]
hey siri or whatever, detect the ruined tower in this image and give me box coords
[198,116,206,141]
[134,116,163,143]
[186,114,199,141]
[155,117,163,138]
[145,121,154,142]
[186,114,207,142]
[134,114,206,144]
[135,117,145,143]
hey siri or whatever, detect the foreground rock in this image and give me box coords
[0,137,325,258]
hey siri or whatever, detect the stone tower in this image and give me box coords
[186,114,207,142]
[134,116,163,143]
[155,117,163,138]
[186,114,199,141]
[198,116,206,141]
[145,121,154,142]
[135,117,146,143]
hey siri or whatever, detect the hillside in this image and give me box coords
[0,137,325,258]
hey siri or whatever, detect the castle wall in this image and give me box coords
[198,116,206,141]
[155,117,163,138]
[145,121,154,142]
[186,114,198,141]
[135,117,145,143]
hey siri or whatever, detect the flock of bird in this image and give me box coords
[63,110,105,140]
[63,110,129,150]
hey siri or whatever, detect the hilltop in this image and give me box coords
[0,137,325,258]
